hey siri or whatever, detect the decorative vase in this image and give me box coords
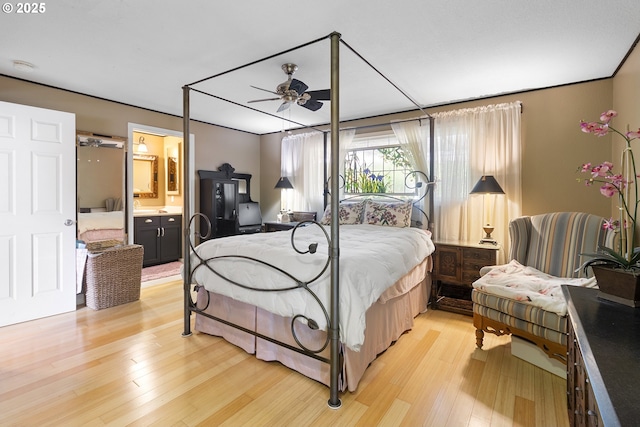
[591,265,640,307]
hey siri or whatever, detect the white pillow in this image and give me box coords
[319,202,364,225]
[363,200,413,227]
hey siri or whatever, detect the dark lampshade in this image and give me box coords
[274,176,294,189]
[470,175,504,194]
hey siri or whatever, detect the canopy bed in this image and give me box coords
[181,32,435,408]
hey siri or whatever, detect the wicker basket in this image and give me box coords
[84,244,144,310]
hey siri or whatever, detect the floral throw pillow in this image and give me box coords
[320,202,364,225]
[363,200,412,227]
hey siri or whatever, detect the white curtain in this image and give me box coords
[432,101,522,263]
[391,118,431,227]
[390,118,430,174]
[281,129,356,218]
[281,131,326,217]
[335,129,356,198]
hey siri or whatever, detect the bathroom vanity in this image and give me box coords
[133,210,182,267]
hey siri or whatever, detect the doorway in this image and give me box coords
[126,123,195,247]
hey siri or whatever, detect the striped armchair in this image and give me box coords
[472,212,612,363]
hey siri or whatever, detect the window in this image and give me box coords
[344,132,414,195]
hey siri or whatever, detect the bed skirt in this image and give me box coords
[194,257,432,392]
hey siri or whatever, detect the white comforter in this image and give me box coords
[190,224,435,351]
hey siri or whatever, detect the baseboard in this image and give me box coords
[511,336,566,378]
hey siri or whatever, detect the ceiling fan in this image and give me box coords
[248,63,330,112]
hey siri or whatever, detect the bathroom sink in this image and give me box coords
[134,209,158,214]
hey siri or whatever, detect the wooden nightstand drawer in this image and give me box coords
[463,247,495,262]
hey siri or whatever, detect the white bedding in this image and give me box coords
[190,224,435,351]
[77,211,124,234]
[472,260,597,316]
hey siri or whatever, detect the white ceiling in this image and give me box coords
[2,0,639,135]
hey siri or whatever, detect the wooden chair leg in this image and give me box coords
[475,328,484,349]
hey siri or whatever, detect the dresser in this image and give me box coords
[198,164,254,241]
[563,285,640,427]
[431,241,499,315]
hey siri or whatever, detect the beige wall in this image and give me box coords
[612,43,640,239]
[613,40,640,141]
[192,124,261,209]
[260,79,620,223]
[0,75,262,223]
[77,145,125,209]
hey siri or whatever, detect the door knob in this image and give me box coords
[64,219,74,226]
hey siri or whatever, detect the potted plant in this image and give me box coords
[578,110,640,306]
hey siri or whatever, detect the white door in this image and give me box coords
[0,101,76,327]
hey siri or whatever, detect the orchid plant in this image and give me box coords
[578,110,640,270]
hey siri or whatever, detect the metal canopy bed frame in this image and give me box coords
[181,31,434,408]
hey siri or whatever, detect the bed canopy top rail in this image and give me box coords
[339,39,431,120]
[189,87,327,134]
[184,31,431,135]
[186,34,333,87]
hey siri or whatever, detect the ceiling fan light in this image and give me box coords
[281,63,298,75]
[248,63,328,113]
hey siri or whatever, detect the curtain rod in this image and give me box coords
[280,115,432,136]
[281,101,523,135]
[336,100,523,133]
[339,116,432,133]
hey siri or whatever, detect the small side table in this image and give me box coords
[431,240,500,315]
[263,221,300,232]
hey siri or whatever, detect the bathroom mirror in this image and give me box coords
[133,154,158,198]
[165,146,180,195]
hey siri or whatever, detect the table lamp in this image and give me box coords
[470,175,504,245]
[275,176,294,222]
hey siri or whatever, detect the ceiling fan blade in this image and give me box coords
[248,97,281,103]
[289,78,308,95]
[250,85,280,95]
[306,89,330,101]
[276,101,291,113]
[300,99,323,111]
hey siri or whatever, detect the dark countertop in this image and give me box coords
[562,286,640,427]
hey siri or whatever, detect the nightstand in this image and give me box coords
[432,241,500,315]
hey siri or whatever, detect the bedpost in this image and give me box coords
[182,85,192,337]
[323,132,329,210]
[428,116,435,231]
[328,30,342,410]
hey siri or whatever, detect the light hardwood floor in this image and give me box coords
[0,280,569,427]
